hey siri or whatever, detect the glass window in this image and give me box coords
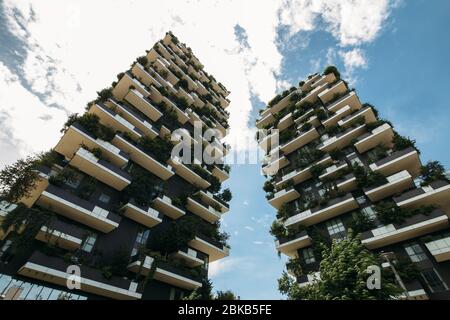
[356,196,366,205]
[81,234,97,253]
[326,218,346,240]
[65,174,81,188]
[361,206,377,220]
[421,268,448,293]
[131,228,150,257]
[350,157,363,167]
[0,240,12,259]
[99,193,111,204]
[404,243,428,262]
[302,248,316,264]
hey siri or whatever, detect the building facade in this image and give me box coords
[258,67,450,299]
[0,32,232,300]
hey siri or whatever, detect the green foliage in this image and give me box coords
[207,175,221,194]
[300,122,312,132]
[136,56,148,66]
[122,166,161,207]
[96,88,113,103]
[315,109,327,121]
[278,233,402,300]
[375,201,435,225]
[347,211,376,234]
[329,149,344,161]
[392,133,417,152]
[61,113,115,141]
[48,167,78,187]
[0,155,42,203]
[367,145,389,164]
[1,205,53,256]
[323,65,340,80]
[76,176,97,200]
[420,160,448,185]
[352,164,387,189]
[215,290,237,300]
[270,220,288,238]
[293,147,324,169]
[138,135,172,163]
[310,164,325,178]
[218,188,232,202]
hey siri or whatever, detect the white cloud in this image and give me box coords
[209,257,243,278]
[243,200,249,206]
[253,241,263,245]
[338,48,367,83]
[244,226,254,231]
[279,0,396,46]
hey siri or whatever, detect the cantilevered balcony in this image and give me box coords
[123,88,163,122]
[280,128,320,155]
[176,87,195,106]
[189,234,229,262]
[186,197,222,223]
[19,251,141,300]
[89,103,143,141]
[361,209,448,249]
[37,184,121,233]
[155,42,173,60]
[318,81,348,105]
[310,73,336,89]
[54,123,129,168]
[112,134,174,180]
[364,170,414,202]
[269,89,300,115]
[298,83,329,106]
[196,191,229,213]
[277,112,294,131]
[274,156,333,189]
[121,201,163,228]
[394,180,450,213]
[268,186,300,209]
[152,59,179,86]
[321,105,352,128]
[262,155,290,176]
[327,91,362,113]
[171,247,205,267]
[69,147,132,191]
[338,106,377,129]
[167,156,211,189]
[35,218,84,251]
[212,166,229,182]
[112,72,151,101]
[354,123,394,153]
[369,147,421,178]
[161,96,190,124]
[19,167,51,208]
[319,161,349,181]
[318,124,366,153]
[425,236,450,262]
[284,193,358,228]
[256,112,276,129]
[190,92,205,108]
[195,80,208,96]
[152,195,185,219]
[105,99,159,139]
[275,230,312,258]
[300,73,321,91]
[130,63,162,88]
[0,202,17,240]
[335,173,357,193]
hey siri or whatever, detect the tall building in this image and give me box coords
[0,32,232,300]
[258,67,450,300]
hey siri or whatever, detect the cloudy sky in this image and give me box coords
[1,0,450,299]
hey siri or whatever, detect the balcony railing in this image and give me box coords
[327,91,362,113]
[318,124,366,152]
[275,230,312,258]
[37,184,121,233]
[196,190,229,213]
[354,123,394,153]
[186,197,222,223]
[111,134,174,181]
[167,156,211,189]
[310,73,336,89]
[363,170,414,202]
[369,147,421,178]
[121,200,163,228]
[188,234,229,262]
[152,195,185,219]
[19,251,141,300]
[212,166,230,182]
[361,209,448,249]
[393,180,450,212]
[318,81,348,105]
[284,193,358,228]
[338,106,377,128]
[321,105,352,128]
[319,161,349,180]
[105,99,159,139]
[55,122,129,168]
[425,235,450,262]
[335,173,357,193]
[170,247,206,268]
[130,63,162,88]
[268,186,300,209]
[280,127,320,155]
[35,217,85,251]
[256,112,276,129]
[69,147,132,191]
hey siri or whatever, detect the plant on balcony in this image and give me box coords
[263,180,275,198]
[270,220,288,239]
[310,164,325,178]
[61,113,115,142]
[374,200,435,225]
[286,258,303,278]
[1,204,53,256]
[300,122,312,132]
[392,133,417,152]
[76,176,97,201]
[137,135,172,163]
[48,166,78,187]
[367,145,389,164]
[329,149,344,161]
[96,88,113,103]
[315,108,327,121]
[365,119,392,131]
[278,232,402,300]
[420,160,448,185]
[322,65,340,80]
[121,166,162,207]
[362,103,379,117]
[215,290,237,300]
[277,203,297,220]
[324,124,342,136]
[347,211,376,234]
[175,78,189,91]
[293,147,325,169]
[279,127,296,145]
[299,80,305,87]
[352,164,387,189]
[136,56,148,66]
[217,188,232,203]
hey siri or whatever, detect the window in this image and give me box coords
[356,196,367,205]
[81,234,97,253]
[421,268,448,293]
[99,193,111,204]
[350,157,363,167]
[326,218,346,240]
[361,206,377,220]
[169,287,185,300]
[0,240,13,263]
[404,243,428,263]
[131,228,150,257]
[302,248,316,264]
[65,174,81,189]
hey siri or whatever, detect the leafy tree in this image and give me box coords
[278,234,402,300]
[219,188,232,202]
[420,160,448,185]
[392,133,417,152]
[270,220,288,239]
[215,290,237,300]
[323,65,340,80]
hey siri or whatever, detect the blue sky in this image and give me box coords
[0,0,449,299]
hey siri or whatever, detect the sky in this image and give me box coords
[1,0,450,299]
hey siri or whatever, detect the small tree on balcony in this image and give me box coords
[420,160,448,185]
[323,65,340,80]
[278,233,402,300]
